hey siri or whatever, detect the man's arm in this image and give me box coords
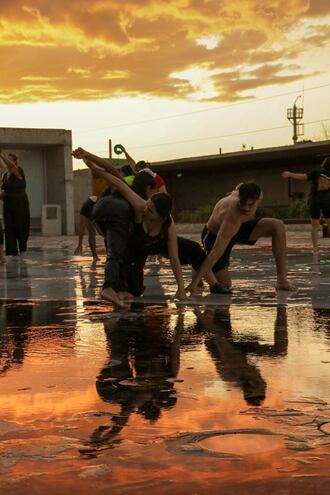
[281,171,308,181]
[187,217,241,295]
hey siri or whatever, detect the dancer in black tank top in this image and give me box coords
[72,147,187,305]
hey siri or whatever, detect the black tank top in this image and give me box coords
[129,222,164,255]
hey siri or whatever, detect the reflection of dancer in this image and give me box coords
[88,304,183,447]
[0,153,30,257]
[188,182,294,295]
[282,157,330,254]
[0,262,33,374]
[197,305,288,406]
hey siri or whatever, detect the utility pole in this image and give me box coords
[287,96,304,144]
[108,139,112,158]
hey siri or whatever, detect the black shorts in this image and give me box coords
[80,197,97,221]
[309,192,330,219]
[202,218,261,272]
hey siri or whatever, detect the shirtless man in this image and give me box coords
[187,182,294,295]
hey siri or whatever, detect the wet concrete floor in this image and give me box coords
[0,235,329,494]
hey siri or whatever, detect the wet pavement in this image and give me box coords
[0,234,329,494]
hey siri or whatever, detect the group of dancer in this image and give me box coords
[0,145,328,306]
[0,153,30,264]
[72,145,322,308]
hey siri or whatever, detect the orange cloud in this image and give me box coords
[0,0,328,103]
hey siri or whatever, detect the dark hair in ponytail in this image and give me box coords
[151,192,173,234]
[132,171,156,199]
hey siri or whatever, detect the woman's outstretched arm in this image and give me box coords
[73,148,145,212]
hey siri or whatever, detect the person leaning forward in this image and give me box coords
[186,182,295,296]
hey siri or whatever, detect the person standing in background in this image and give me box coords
[281,157,330,254]
[0,153,30,258]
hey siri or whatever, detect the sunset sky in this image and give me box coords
[0,0,330,166]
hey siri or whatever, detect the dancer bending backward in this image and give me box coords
[281,157,330,254]
[187,182,295,296]
[72,148,187,304]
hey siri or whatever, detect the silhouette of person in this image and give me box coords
[87,304,183,448]
[196,305,288,406]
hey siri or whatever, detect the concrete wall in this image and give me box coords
[158,158,314,218]
[45,145,74,235]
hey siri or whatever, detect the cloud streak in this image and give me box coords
[0,0,329,103]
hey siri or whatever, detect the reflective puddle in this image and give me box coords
[0,246,330,494]
[199,433,285,455]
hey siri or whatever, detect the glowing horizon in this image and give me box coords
[0,0,330,164]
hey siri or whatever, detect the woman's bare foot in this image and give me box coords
[276,279,296,291]
[102,287,128,309]
[118,291,134,302]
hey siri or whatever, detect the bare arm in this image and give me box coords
[76,148,122,178]
[73,149,146,212]
[166,222,186,300]
[281,171,308,181]
[0,154,22,179]
[119,145,137,173]
[188,217,241,295]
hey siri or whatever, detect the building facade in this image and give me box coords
[152,140,330,219]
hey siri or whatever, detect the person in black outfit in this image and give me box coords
[0,153,30,257]
[282,157,330,254]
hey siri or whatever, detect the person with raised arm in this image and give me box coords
[72,148,187,305]
[0,153,30,258]
[282,157,330,254]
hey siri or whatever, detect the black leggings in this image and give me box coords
[128,236,206,296]
[3,195,30,255]
[92,196,133,292]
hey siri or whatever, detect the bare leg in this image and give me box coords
[74,215,86,255]
[249,218,295,291]
[86,219,99,260]
[311,218,320,254]
[214,267,232,289]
